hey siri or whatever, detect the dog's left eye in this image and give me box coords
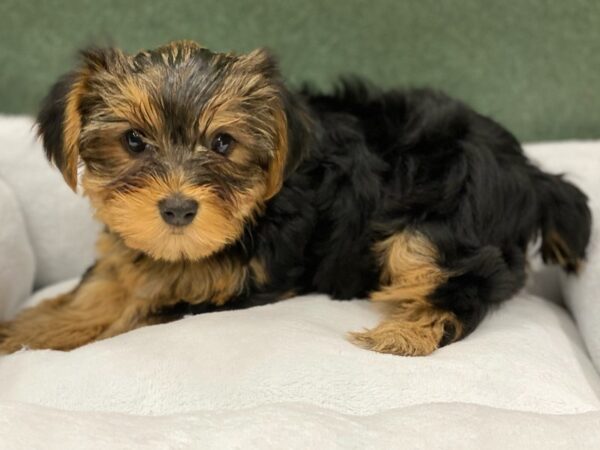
[210,133,235,156]
[123,129,147,154]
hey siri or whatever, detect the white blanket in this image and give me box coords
[5,282,599,416]
[0,116,99,289]
[2,401,600,450]
[1,116,600,448]
[0,177,34,319]
[3,285,600,449]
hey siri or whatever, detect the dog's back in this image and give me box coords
[303,80,591,274]
[297,80,591,350]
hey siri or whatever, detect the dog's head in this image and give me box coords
[37,41,310,261]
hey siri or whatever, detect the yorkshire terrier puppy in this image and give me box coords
[0,40,591,355]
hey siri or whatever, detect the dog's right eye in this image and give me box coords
[122,129,147,154]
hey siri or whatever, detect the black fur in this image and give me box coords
[209,80,592,342]
[37,72,78,173]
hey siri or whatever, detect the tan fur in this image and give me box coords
[197,50,288,200]
[349,300,463,356]
[0,41,293,353]
[0,232,249,353]
[249,258,269,286]
[83,170,265,262]
[0,291,114,352]
[544,230,581,272]
[265,107,288,199]
[111,78,163,132]
[373,232,448,300]
[61,69,90,190]
[349,231,461,356]
[155,40,204,64]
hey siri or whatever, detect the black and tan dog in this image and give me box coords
[0,41,592,355]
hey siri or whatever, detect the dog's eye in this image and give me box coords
[123,129,147,154]
[210,133,234,156]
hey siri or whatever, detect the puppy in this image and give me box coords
[0,40,591,355]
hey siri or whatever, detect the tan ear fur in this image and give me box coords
[264,107,288,200]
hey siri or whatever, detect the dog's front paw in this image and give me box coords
[348,324,440,356]
[0,319,106,354]
[0,292,109,353]
[0,322,26,355]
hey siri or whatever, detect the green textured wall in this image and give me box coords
[0,0,599,141]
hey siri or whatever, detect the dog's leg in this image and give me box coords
[0,292,82,353]
[349,231,525,356]
[0,276,157,354]
[349,230,461,356]
[0,236,254,354]
[349,298,461,357]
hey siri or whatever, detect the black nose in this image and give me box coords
[158,195,199,227]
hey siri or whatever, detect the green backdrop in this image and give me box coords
[1,0,599,141]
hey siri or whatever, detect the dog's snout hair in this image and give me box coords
[36,40,311,261]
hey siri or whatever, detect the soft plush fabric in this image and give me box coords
[4,287,600,416]
[0,116,99,289]
[1,116,600,447]
[1,402,600,450]
[2,290,600,448]
[1,1,600,142]
[0,176,34,320]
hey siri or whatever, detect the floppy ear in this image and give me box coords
[36,48,122,191]
[264,106,289,200]
[264,88,314,200]
[244,49,314,200]
[36,70,89,191]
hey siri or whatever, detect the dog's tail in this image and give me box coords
[535,172,592,273]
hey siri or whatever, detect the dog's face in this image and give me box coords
[38,41,305,261]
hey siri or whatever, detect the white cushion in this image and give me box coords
[2,288,600,446]
[0,116,100,289]
[0,177,34,319]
